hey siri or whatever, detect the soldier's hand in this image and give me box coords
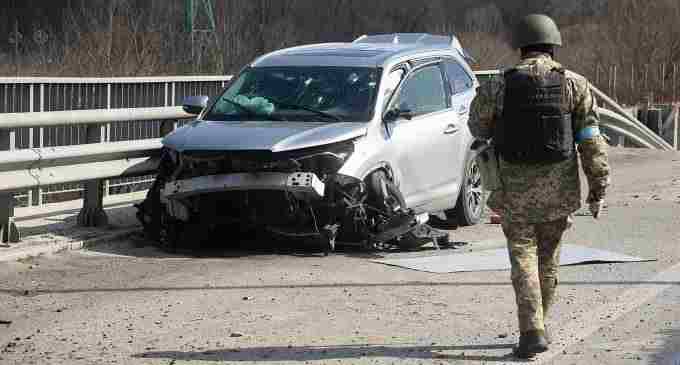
[589,200,605,219]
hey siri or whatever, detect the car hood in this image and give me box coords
[162,120,368,152]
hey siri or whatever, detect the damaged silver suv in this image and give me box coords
[137,33,484,253]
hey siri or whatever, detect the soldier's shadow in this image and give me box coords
[135,343,530,363]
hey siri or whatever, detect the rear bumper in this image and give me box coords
[161,172,326,199]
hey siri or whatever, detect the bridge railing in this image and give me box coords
[0,76,231,208]
[0,76,231,243]
[0,72,673,244]
[475,70,675,150]
[0,106,201,242]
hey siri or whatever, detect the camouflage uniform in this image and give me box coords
[469,53,611,333]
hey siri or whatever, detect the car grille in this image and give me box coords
[180,150,300,177]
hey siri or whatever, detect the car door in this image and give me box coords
[385,62,463,210]
[439,59,477,203]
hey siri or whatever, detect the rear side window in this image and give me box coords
[444,60,474,94]
[392,65,447,117]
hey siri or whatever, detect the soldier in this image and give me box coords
[469,14,611,358]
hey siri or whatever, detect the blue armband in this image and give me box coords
[575,126,600,143]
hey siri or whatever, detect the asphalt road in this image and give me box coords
[0,147,678,365]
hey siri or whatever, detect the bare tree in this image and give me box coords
[0,0,677,106]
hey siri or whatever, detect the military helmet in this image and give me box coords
[513,14,562,49]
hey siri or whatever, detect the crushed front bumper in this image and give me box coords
[162,172,326,200]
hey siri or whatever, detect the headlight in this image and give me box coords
[294,141,355,175]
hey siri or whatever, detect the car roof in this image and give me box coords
[251,33,470,68]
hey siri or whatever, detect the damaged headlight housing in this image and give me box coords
[293,139,355,176]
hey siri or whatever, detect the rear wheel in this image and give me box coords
[446,151,486,226]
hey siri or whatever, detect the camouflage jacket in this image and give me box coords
[469,54,610,223]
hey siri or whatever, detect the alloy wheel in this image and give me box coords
[465,159,484,219]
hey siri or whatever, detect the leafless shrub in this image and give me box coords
[2,0,680,104]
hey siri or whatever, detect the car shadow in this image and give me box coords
[134,343,527,363]
[85,227,470,260]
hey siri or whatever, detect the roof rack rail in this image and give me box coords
[353,33,476,63]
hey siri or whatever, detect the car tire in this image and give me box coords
[367,170,406,213]
[446,150,486,226]
[366,170,422,250]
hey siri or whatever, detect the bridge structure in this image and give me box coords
[0,72,675,244]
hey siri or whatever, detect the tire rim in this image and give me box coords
[466,159,484,218]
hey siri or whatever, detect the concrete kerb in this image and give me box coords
[0,228,139,263]
[0,191,145,263]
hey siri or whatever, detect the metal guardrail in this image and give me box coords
[0,106,192,242]
[0,76,231,208]
[0,107,193,129]
[0,71,673,243]
[0,75,232,243]
[590,86,674,150]
[475,70,675,151]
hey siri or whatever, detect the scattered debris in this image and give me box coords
[409,224,450,249]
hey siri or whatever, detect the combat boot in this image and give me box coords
[513,330,549,359]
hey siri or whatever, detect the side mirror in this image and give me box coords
[182,95,209,115]
[384,109,399,123]
[384,107,414,123]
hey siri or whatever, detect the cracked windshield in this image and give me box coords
[206,66,381,122]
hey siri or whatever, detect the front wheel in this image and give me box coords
[446,151,486,226]
[366,170,423,250]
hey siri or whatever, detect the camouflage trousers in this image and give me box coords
[501,216,570,333]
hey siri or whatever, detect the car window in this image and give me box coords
[392,65,447,117]
[444,60,474,94]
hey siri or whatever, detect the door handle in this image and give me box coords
[444,124,459,135]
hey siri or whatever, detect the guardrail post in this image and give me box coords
[674,105,679,150]
[160,120,176,137]
[647,108,663,135]
[0,194,20,245]
[614,134,625,147]
[0,194,20,244]
[77,124,108,227]
[0,130,20,244]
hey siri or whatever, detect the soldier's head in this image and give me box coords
[513,14,562,58]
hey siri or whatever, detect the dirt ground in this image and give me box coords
[0,147,679,365]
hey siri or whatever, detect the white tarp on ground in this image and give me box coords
[371,244,654,273]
